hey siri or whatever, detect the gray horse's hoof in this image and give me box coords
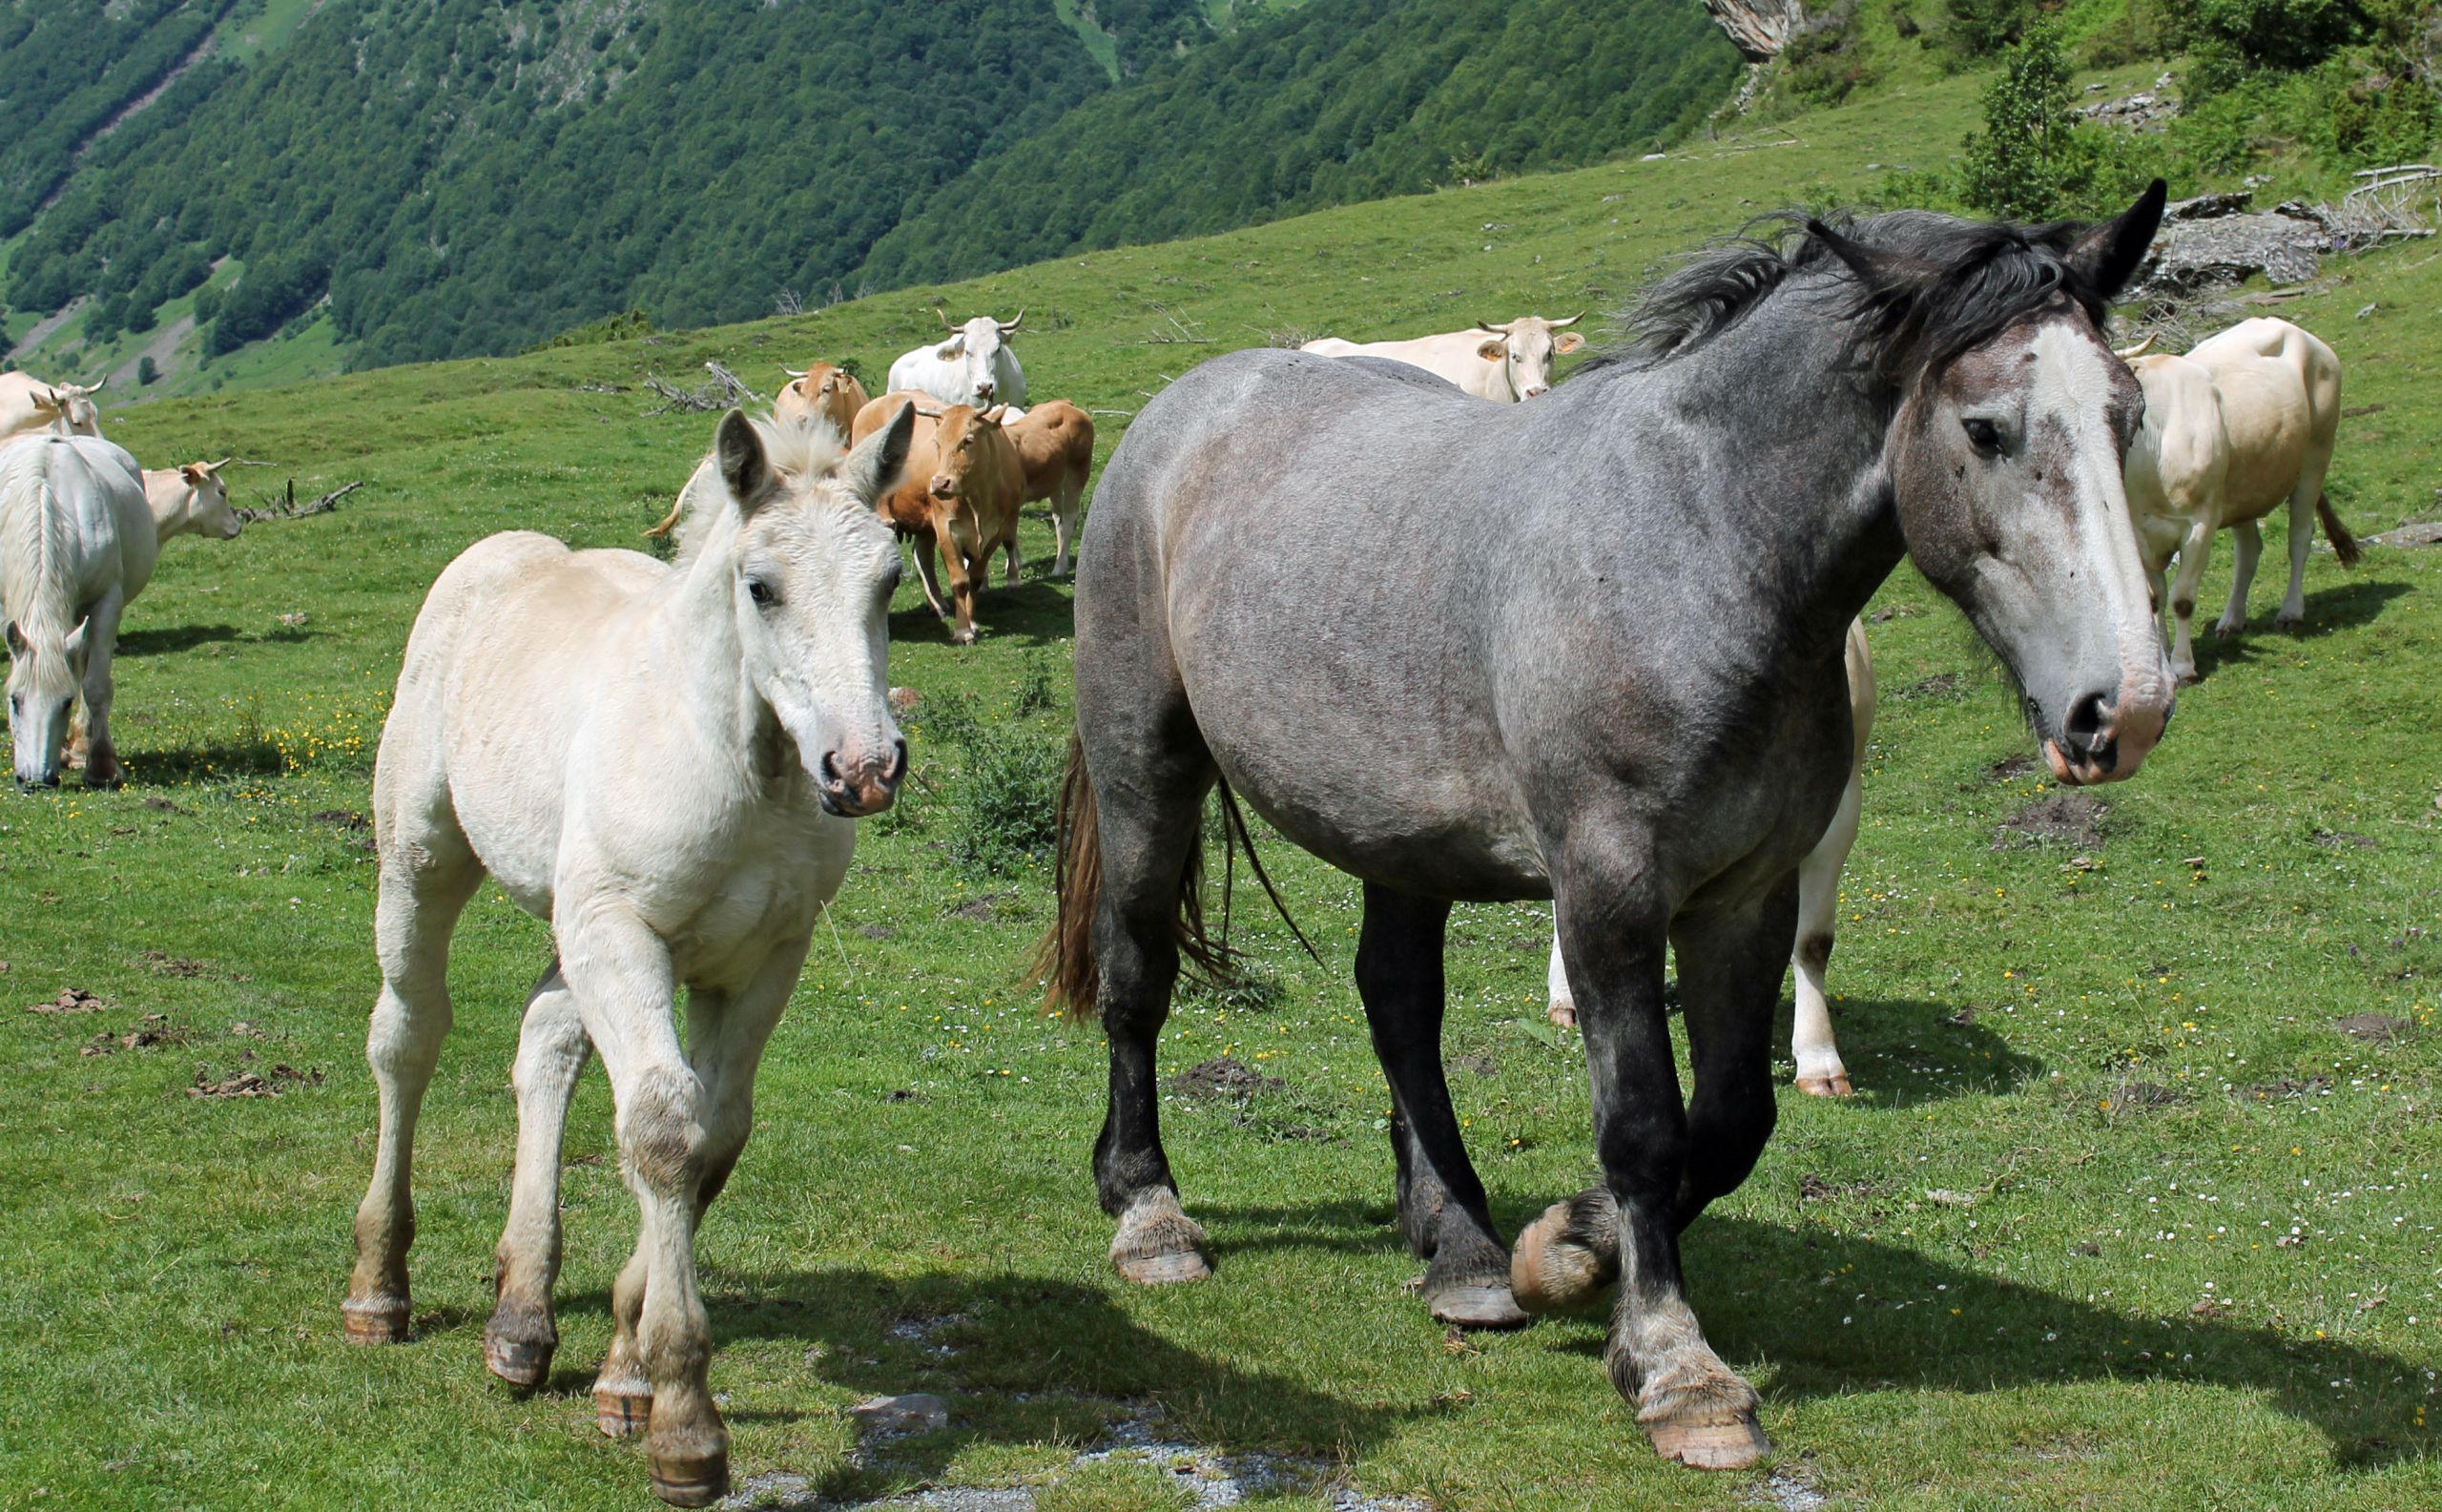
[341,1296,410,1344]
[596,1386,653,1440]
[650,1452,729,1507]
[1112,1189,1213,1285]
[1645,1414,1770,1470]
[1425,1279,1531,1329]
[1510,1195,1617,1313]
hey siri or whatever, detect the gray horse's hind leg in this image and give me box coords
[1669,882,1794,1225]
[1356,885,1528,1328]
[1091,763,1218,1282]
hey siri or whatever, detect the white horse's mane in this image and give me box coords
[0,441,75,655]
[669,412,857,568]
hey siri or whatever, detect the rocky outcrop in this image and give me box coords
[1706,0,1804,60]
[2137,193,2333,294]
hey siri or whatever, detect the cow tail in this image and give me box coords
[2317,494,2362,568]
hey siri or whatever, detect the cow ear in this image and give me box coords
[1477,340,1504,362]
[1554,331,1585,354]
[716,410,772,513]
[840,402,918,503]
[180,464,206,485]
[938,337,965,359]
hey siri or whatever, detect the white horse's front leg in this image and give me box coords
[75,591,126,787]
[486,961,590,1392]
[559,901,726,1507]
[1790,765,1863,1097]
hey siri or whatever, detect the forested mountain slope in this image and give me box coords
[859,0,1740,287]
[0,0,1734,389]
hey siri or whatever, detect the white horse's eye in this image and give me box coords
[746,578,777,609]
[1962,418,2002,455]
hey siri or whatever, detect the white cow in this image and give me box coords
[2119,318,2353,684]
[886,309,1026,409]
[143,460,241,543]
[2,433,151,787]
[1301,314,1583,402]
[0,374,105,445]
[1547,619,1876,1096]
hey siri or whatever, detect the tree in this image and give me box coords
[137,355,159,385]
[1958,24,2130,221]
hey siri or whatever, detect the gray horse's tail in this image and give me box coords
[2317,494,2362,568]
[1036,731,1236,1022]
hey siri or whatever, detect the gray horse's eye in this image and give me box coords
[1962,418,2002,455]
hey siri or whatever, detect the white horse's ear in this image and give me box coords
[840,402,918,503]
[4,621,22,656]
[715,409,772,513]
[1554,332,1585,354]
[62,618,91,669]
[1477,340,1504,362]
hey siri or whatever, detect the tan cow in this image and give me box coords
[0,373,105,445]
[775,362,870,438]
[2119,318,2355,683]
[991,401,1093,577]
[851,391,1023,644]
[143,459,241,542]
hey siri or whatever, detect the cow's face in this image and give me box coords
[1476,317,1584,400]
[927,404,1004,501]
[933,314,1021,404]
[182,464,241,539]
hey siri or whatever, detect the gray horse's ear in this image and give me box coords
[2065,178,2167,301]
[716,409,771,512]
[1807,219,1901,293]
[839,402,918,503]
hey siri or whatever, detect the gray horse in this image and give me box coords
[1041,185,2172,1470]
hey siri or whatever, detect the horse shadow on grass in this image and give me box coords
[2186,577,2411,682]
[112,622,247,657]
[1802,997,2047,1107]
[535,1267,1412,1499]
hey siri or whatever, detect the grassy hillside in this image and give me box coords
[3,64,2439,1510]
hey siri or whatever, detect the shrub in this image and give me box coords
[1959,24,2152,220]
[920,692,1066,877]
[137,356,158,385]
[2188,0,2366,69]
[1946,0,2036,57]
[1783,7,1884,106]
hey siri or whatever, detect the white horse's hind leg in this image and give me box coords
[2215,520,2264,638]
[486,962,590,1391]
[74,592,126,787]
[561,905,727,1507]
[345,840,483,1344]
[1790,767,1863,1097]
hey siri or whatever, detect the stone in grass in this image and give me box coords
[848,1393,949,1437]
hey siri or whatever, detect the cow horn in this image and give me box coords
[85,376,106,394]
[2115,334,2157,361]
[780,366,809,379]
[998,309,1024,335]
[981,404,1009,425]
[1473,318,1510,336]
[935,304,957,331]
[916,405,945,419]
[206,458,231,471]
[1547,312,1585,328]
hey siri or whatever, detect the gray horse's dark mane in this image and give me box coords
[1613,207,2111,382]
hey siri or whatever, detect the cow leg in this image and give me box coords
[1357,884,1526,1327]
[2165,516,2215,680]
[1050,481,1082,578]
[935,513,980,645]
[486,960,590,1392]
[2214,519,2262,638]
[2275,466,2330,629]
[1514,828,1765,1470]
[1790,769,1861,1098]
[1003,525,1024,588]
[902,535,949,619]
[74,592,126,788]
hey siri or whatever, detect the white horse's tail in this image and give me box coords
[0,441,75,660]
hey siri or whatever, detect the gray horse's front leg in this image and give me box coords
[1514,849,1768,1471]
[1356,884,1526,1327]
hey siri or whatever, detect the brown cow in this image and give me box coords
[776,362,870,439]
[851,390,1023,644]
[991,401,1093,577]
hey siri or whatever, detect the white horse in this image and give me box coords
[342,406,915,1507]
[4,434,152,788]
[1547,619,1875,1095]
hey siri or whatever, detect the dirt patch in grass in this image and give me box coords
[1798,1173,1877,1201]
[947,892,1015,922]
[1984,753,2036,782]
[188,1062,323,1098]
[1169,1056,1280,1102]
[2311,828,2379,850]
[1448,1051,1498,1079]
[2235,1076,2332,1102]
[27,987,109,1014]
[2333,1013,2411,1041]
[1892,673,1968,702]
[140,950,207,978]
[2105,1081,2180,1114]
[1995,793,2106,850]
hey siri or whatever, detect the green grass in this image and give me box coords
[4,75,2440,1511]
